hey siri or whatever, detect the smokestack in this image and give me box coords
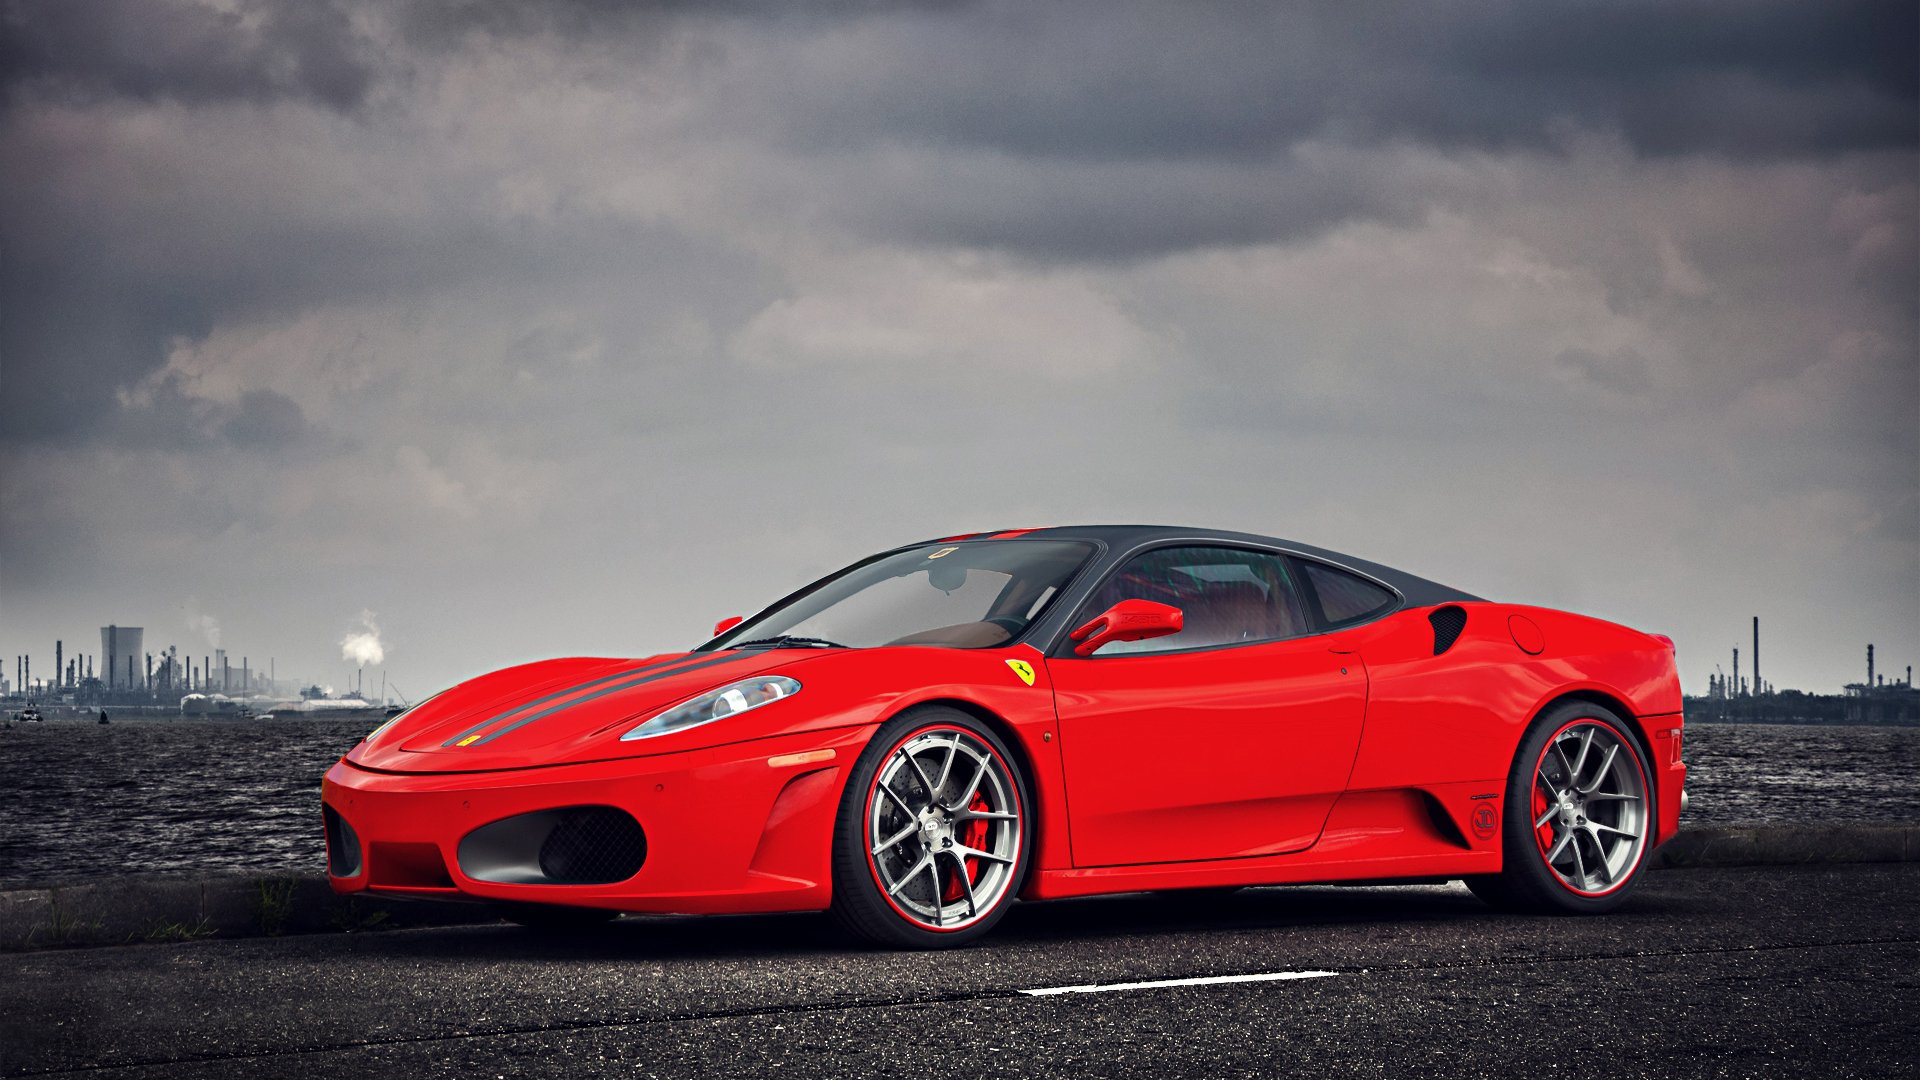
[55,641,62,689]
[1868,644,1875,687]
[1752,617,1760,698]
[1733,647,1740,699]
[243,657,248,693]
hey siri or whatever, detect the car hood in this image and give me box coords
[347,650,827,774]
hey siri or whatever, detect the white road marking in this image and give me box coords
[1021,970,1340,997]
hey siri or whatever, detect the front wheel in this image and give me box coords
[1466,701,1654,914]
[830,707,1031,948]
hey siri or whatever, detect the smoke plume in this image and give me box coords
[339,609,386,667]
[182,598,222,648]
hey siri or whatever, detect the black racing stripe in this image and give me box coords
[438,656,701,747]
[468,653,755,747]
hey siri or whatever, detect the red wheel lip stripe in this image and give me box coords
[1533,718,1650,899]
[863,724,1022,934]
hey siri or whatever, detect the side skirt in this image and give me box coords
[1024,780,1504,901]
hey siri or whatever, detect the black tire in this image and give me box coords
[496,903,620,932]
[830,706,1033,948]
[1466,700,1655,914]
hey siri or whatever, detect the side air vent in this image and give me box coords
[1429,605,1468,656]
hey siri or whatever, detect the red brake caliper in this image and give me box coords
[941,792,992,902]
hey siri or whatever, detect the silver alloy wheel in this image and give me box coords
[866,728,1022,931]
[1532,721,1649,894]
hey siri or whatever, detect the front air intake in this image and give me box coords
[1429,605,1468,656]
[323,805,363,878]
[457,806,647,885]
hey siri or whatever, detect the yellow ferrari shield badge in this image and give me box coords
[1005,659,1036,686]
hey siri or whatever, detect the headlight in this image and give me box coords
[621,676,801,742]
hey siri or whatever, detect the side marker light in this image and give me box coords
[768,749,837,768]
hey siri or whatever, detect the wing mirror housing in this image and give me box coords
[1068,600,1183,657]
[713,616,744,637]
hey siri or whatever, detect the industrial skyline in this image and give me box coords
[4,622,367,704]
[2,611,1910,707]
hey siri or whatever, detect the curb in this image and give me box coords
[3,824,1914,952]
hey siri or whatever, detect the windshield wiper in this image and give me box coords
[729,636,851,650]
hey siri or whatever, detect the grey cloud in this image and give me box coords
[830,152,1422,261]
[0,1,1911,695]
[393,0,966,42]
[219,389,310,448]
[0,0,378,111]
[704,1,1916,164]
[1556,346,1654,396]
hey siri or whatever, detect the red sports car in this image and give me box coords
[322,525,1685,947]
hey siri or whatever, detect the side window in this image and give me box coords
[1299,560,1397,627]
[1079,546,1309,656]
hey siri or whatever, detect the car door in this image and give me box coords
[1048,545,1369,868]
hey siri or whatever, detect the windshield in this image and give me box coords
[711,540,1095,649]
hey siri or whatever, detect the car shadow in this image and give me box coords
[353,881,1548,962]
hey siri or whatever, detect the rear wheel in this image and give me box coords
[1466,701,1653,914]
[830,706,1031,948]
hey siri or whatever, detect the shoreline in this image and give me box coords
[3,822,1913,952]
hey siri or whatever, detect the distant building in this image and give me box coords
[100,625,144,690]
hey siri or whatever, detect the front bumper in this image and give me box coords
[321,725,875,914]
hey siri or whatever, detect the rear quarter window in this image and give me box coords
[1300,561,1398,627]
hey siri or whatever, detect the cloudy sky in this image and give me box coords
[1,0,1914,698]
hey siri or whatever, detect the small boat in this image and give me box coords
[20,705,41,723]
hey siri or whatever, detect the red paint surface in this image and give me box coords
[1049,638,1364,866]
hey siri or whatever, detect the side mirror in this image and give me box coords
[1067,600,1183,657]
[713,616,744,637]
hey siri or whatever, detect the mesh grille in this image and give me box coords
[538,807,647,884]
[1429,605,1469,656]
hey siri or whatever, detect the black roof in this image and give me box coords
[925,524,1484,608]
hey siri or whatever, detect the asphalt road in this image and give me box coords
[3,864,1915,1078]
